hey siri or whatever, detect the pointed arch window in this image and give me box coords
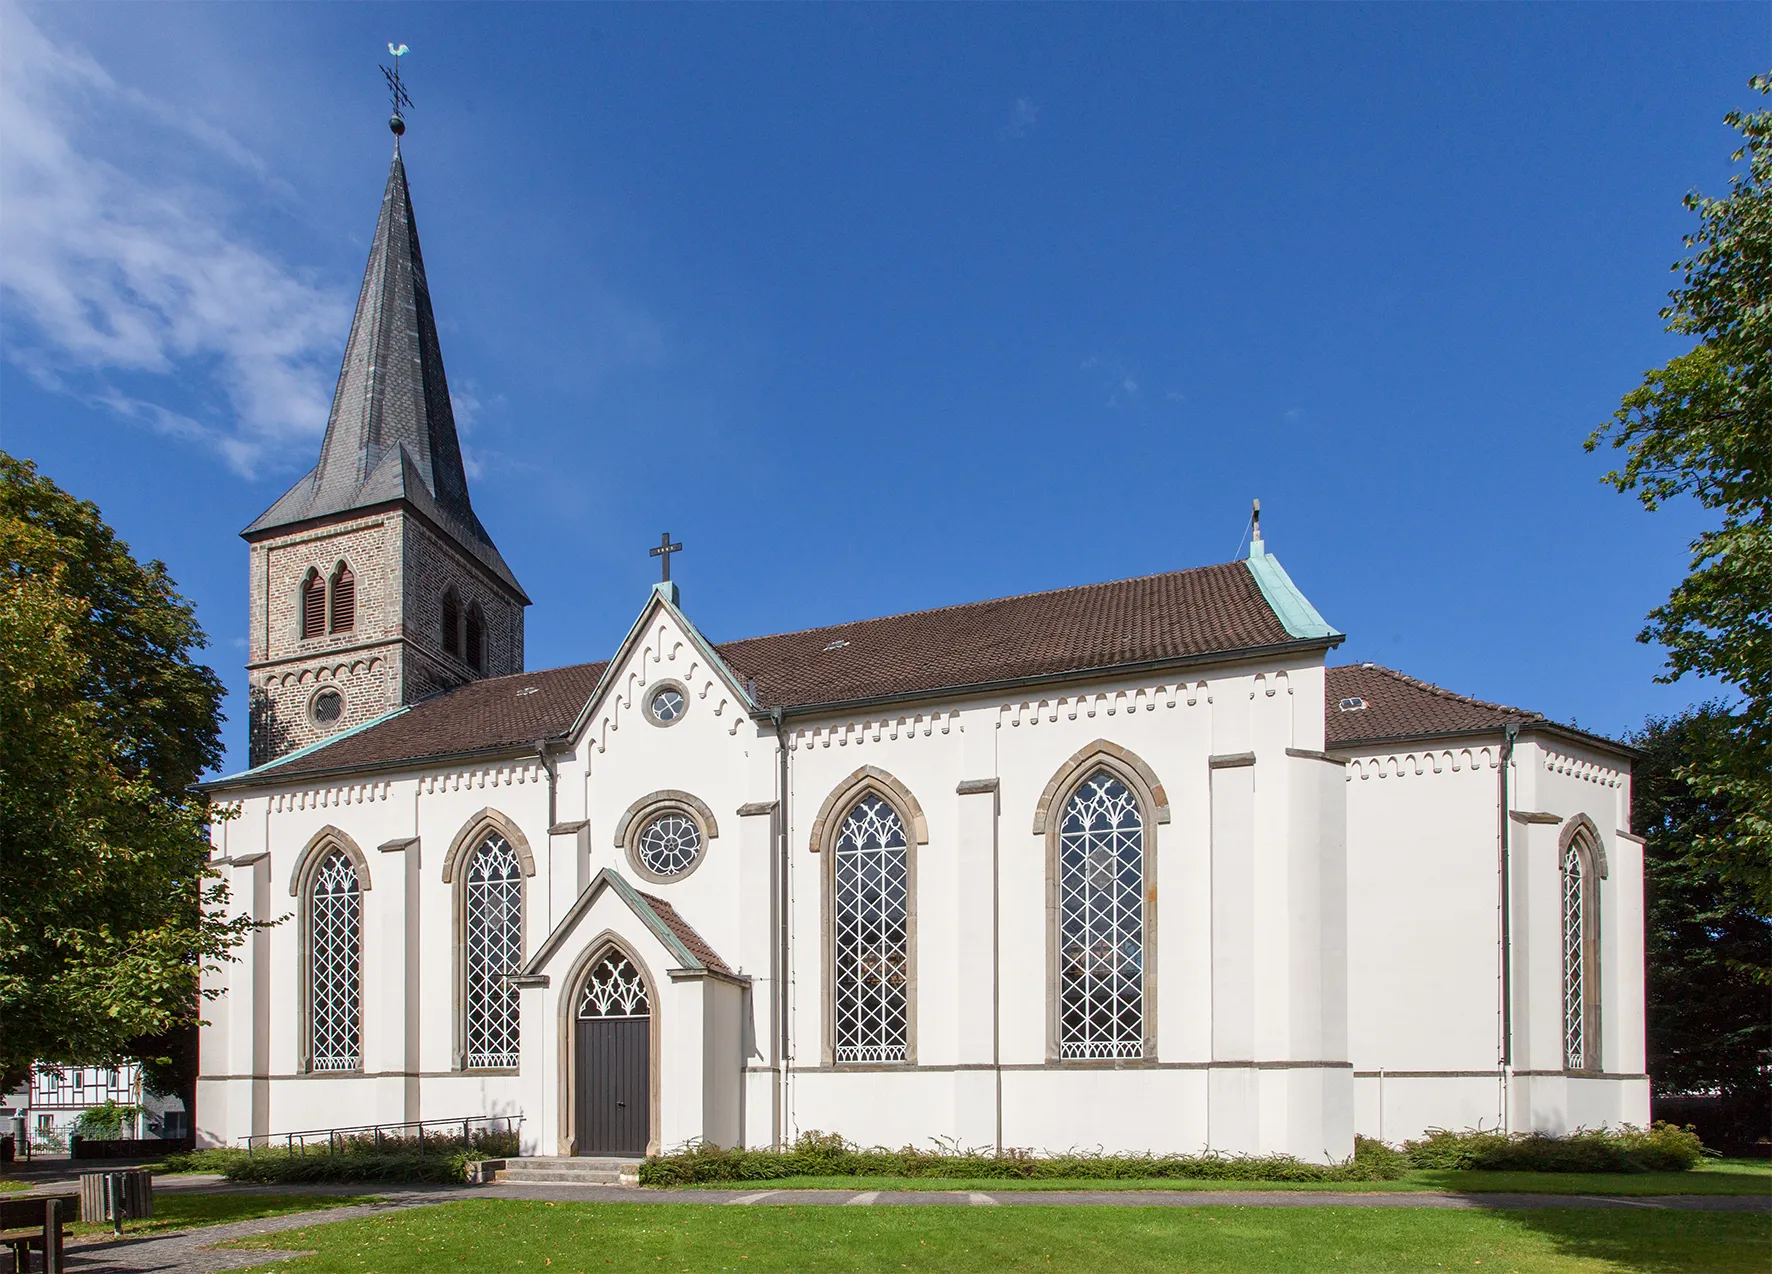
[441,588,461,657]
[329,564,355,633]
[832,794,910,1063]
[1057,770,1145,1059]
[464,834,522,1068]
[308,850,362,1071]
[1561,831,1601,1072]
[301,570,327,640]
[578,950,650,1019]
[464,602,486,671]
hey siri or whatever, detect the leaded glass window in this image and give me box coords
[833,794,910,1063]
[578,952,650,1019]
[1562,837,1588,1071]
[465,835,522,1068]
[309,850,361,1071]
[1057,771,1144,1059]
[637,813,701,877]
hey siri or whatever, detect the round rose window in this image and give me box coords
[637,812,701,876]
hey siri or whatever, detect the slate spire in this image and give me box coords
[244,145,525,598]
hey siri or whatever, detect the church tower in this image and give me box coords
[243,135,527,766]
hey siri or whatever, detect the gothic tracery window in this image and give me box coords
[577,951,650,1019]
[1057,770,1145,1059]
[308,850,362,1071]
[464,834,522,1068]
[1562,833,1598,1072]
[833,794,910,1063]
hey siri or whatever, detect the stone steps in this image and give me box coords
[491,1156,643,1186]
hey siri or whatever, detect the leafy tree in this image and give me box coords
[1634,708,1770,1139]
[1589,77,1772,905]
[0,452,252,1090]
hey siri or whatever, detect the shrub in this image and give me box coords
[635,1130,1409,1186]
[158,1126,520,1185]
[72,1101,141,1140]
[1402,1123,1704,1174]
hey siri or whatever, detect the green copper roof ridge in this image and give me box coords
[205,705,412,788]
[1244,552,1341,641]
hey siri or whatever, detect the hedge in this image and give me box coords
[636,1131,1409,1186]
[157,1127,520,1185]
[1401,1123,1704,1173]
[638,1123,1705,1186]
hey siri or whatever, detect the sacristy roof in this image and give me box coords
[1326,663,1632,757]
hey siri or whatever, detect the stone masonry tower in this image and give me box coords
[243,141,527,765]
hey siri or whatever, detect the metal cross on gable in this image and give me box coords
[649,532,682,582]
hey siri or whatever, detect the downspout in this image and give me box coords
[1499,722,1518,1132]
[771,707,791,1151]
[533,740,558,829]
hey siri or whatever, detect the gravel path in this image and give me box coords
[23,1176,1768,1274]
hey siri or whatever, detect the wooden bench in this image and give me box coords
[0,1194,75,1273]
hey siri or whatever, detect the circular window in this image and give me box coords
[311,687,344,728]
[637,812,701,877]
[645,680,687,727]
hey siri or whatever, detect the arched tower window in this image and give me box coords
[441,588,461,657]
[464,834,522,1068]
[329,563,355,633]
[465,602,486,671]
[301,570,327,640]
[832,794,910,1063]
[1057,770,1145,1059]
[1561,830,1601,1072]
[308,850,362,1071]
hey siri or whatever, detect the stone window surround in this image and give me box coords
[1559,814,1606,1075]
[441,809,538,1072]
[643,679,691,729]
[286,825,372,1075]
[1038,741,1167,1066]
[809,766,930,1069]
[613,790,721,885]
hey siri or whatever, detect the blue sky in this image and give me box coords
[2,2,1763,771]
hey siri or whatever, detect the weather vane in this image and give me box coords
[381,42,413,137]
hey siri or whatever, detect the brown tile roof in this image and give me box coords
[637,892,733,975]
[251,660,607,780]
[720,560,1298,709]
[1326,663,1629,754]
[223,560,1324,786]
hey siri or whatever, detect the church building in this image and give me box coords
[197,133,1648,1163]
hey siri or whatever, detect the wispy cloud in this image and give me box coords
[0,1,348,476]
[1082,355,1140,408]
[1002,96,1039,139]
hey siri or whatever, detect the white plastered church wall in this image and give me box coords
[781,656,1352,1161]
[1341,729,1646,1144]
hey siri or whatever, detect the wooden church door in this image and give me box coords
[574,951,651,1155]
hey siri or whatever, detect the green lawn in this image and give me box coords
[68,1191,378,1240]
[219,1199,1772,1273]
[664,1159,1772,1197]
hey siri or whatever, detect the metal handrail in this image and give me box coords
[239,1113,522,1156]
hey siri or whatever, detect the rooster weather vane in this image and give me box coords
[381,42,413,137]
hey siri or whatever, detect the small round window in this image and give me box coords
[647,684,686,726]
[637,812,701,877]
[311,687,344,728]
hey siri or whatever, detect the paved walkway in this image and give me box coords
[16,1175,1768,1274]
